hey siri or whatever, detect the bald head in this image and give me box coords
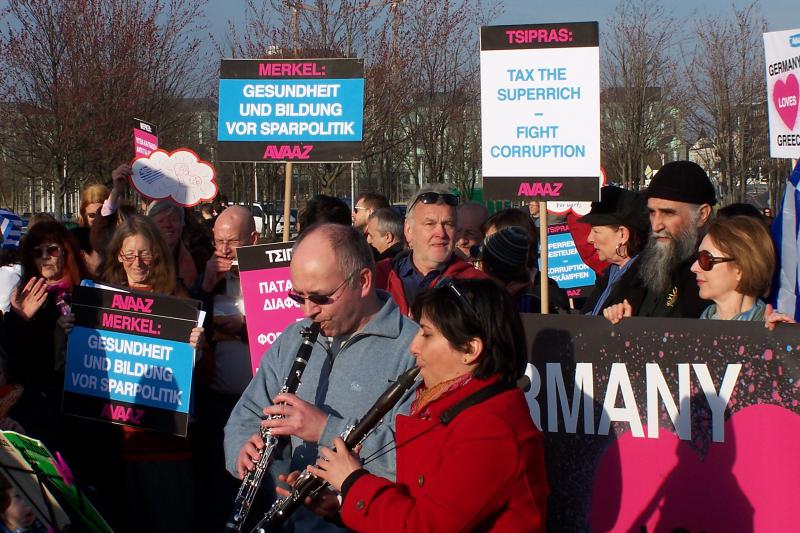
[213,205,258,258]
[216,205,255,234]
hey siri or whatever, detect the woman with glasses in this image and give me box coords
[102,214,203,531]
[303,278,548,532]
[689,216,793,327]
[3,221,87,451]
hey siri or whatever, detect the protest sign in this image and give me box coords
[541,223,595,298]
[480,22,600,201]
[237,243,303,373]
[63,285,201,436]
[131,148,218,206]
[764,28,800,158]
[521,314,800,532]
[132,118,158,158]
[0,432,112,532]
[217,58,365,163]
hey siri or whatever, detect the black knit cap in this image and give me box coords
[479,226,529,273]
[645,161,717,206]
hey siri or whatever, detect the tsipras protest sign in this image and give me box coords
[132,118,158,158]
[64,285,202,436]
[764,28,800,158]
[480,22,601,201]
[236,243,303,373]
[217,58,365,163]
[541,223,595,298]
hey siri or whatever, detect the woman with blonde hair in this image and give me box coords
[78,183,110,228]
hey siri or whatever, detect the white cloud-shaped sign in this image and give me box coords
[131,149,218,207]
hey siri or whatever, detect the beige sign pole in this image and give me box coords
[539,202,548,314]
[283,162,293,242]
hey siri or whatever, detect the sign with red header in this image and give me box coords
[480,22,601,201]
[133,118,158,157]
[217,58,365,163]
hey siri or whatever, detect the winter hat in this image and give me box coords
[479,226,529,273]
[646,160,717,206]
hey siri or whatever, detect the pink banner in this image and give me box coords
[237,243,302,373]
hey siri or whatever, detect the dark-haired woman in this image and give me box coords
[579,186,649,315]
[308,278,548,532]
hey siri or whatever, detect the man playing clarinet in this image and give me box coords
[224,223,418,531]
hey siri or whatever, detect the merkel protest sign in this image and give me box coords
[764,28,800,158]
[63,285,202,436]
[480,22,600,201]
[217,58,365,163]
[237,243,303,373]
[521,314,800,532]
[542,223,595,298]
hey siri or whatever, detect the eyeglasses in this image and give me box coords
[434,277,480,322]
[409,192,459,211]
[696,250,735,271]
[214,239,242,249]
[353,206,370,212]
[287,272,357,306]
[119,251,155,264]
[32,244,63,259]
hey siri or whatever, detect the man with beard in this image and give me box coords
[604,161,715,321]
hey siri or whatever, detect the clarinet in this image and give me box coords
[223,322,321,533]
[252,366,421,533]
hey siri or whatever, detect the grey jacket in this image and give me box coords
[223,291,418,530]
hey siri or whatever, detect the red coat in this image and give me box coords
[341,377,548,532]
[376,252,488,316]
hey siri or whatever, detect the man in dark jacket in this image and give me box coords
[376,185,486,315]
[366,207,405,261]
[606,161,715,320]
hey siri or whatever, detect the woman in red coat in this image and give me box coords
[309,278,548,532]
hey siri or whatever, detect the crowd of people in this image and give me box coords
[0,158,794,532]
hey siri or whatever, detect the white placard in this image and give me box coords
[764,28,800,159]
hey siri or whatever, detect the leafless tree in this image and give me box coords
[684,2,768,205]
[0,0,207,217]
[601,0,683,190]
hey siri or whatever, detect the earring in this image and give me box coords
[614,242,628,258]
[462,357,469,364]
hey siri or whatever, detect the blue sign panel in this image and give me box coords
[217,58,365,162]
[541,224,596,294]
[65,326,193,414]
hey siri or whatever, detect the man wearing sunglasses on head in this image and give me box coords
[604,161,716,323]
[376,185,487,316]
[224,223,417,532]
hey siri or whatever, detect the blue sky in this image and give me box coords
[206,0,800,45]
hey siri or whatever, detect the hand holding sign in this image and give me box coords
[132,148,218,207]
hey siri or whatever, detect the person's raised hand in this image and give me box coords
[765,303,796,331]
[111,164,132,191]
[11,277,47,320]
[201,255,233,293]
[189,326,204,349]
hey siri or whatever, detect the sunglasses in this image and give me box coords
[409,192,459,211]
[696,250,735,271]
[287,272,356,306]
[434,277,480,322]
[32,244,63,259]
[119,251,155,264]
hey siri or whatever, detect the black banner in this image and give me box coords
[481,22,599,51]
[220,58,364,80]
[483,176,600,201]
[522,314,800,532]
[236,242,296,271]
